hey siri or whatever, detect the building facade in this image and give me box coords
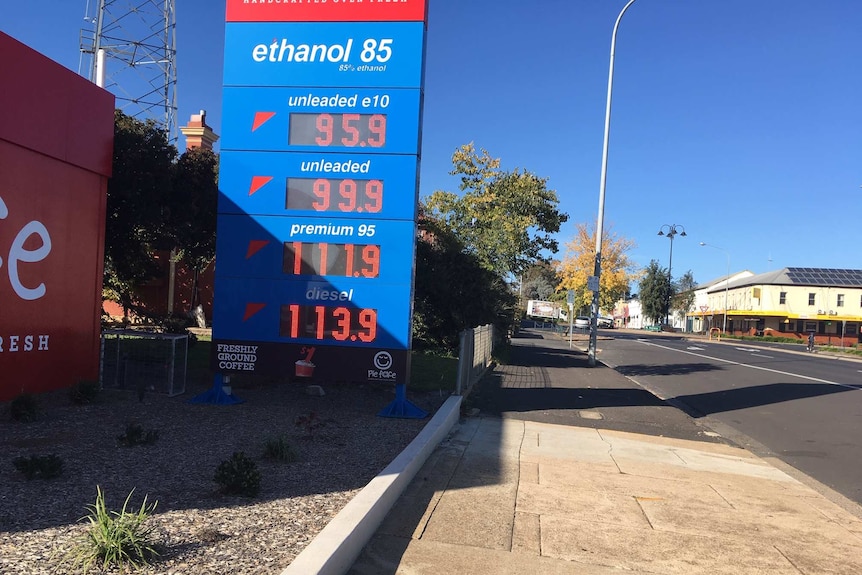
[691,267,862,346]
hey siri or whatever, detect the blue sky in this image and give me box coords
[3,0,860,288]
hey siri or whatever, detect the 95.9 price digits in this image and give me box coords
[288,113,386,148]
[280,304,377,343]
[286,178,382,213]
[283,241,380,278]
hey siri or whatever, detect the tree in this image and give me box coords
[557,223,638,314]
[413,214,516,353]
[671,270,697,325]
[520,261,560,305]
[638,260,671,325]
[424,143,568,277]
[104,110,177,315]
[166,147,219,312]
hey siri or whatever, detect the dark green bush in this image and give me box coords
[10,393,39,422]
[117,423,160,447]
[214,452,261,497]
[70,380,101,405]
[13,454,64,480]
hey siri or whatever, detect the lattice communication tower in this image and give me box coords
[79,0,178,143]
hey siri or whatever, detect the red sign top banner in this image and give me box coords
[226,0,427,23]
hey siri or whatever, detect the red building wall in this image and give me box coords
[0,32,114,401]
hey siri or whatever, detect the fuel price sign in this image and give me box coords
[221,87,421,154]
[218,151,419,221]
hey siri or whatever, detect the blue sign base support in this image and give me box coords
[188,374,244,405]
[378,383,427,419]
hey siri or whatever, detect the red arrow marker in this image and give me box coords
[252,111,276,132]
[243,303,267,322]
[245,240,269,259]
[249,175,273,196]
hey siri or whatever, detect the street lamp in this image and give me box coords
[589,0,639,367]
[657,224,686,326]
[699,242,730,334]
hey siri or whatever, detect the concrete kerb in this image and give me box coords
[280,394,463,575]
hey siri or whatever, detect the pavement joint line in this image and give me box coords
[509,419,527,553]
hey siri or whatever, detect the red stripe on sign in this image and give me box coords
[249,175,273,196]
[252,111,276,132]
[245,240,269,259]
[243,303,267,322]
[225,0,427,22]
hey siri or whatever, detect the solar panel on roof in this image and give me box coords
[785,268,862,287]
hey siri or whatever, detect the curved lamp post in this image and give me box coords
[657,224,686,326]
[699,242,730,333]
[589,0,639,367]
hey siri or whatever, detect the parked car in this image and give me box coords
[574,316,591,329]
[597,317,614,329]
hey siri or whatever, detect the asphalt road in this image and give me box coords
[598,331,862,505]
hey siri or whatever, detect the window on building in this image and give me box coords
[804,321,817,332]
[779,320,795,333]
[779,291,787,304]
[847,324,858,336]
[808,293,816,306]
[837,294,844,307]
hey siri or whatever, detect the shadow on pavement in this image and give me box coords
[673,382,854,418]
[615,362,725,377]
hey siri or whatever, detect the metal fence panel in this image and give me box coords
[100,330,188,397]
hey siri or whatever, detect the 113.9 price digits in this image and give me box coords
[286,178,382,213]
[280,304,377,342]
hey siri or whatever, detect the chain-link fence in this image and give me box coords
[100,330,188,397]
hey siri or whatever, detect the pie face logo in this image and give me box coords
[0,194,52,301]
[368,350,396,380]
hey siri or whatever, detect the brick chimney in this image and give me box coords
[179,109,219,151]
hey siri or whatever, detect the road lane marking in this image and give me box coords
[751,353,774,359]
[687,346,705,350]
[637,340,860,390]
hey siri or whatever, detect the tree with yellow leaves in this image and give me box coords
[557,223,639,314]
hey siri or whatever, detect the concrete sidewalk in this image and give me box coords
[349,416,862,574]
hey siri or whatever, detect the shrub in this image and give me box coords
[214,452,261,497]
[264,435,298,463]
[64,487,159,572]
[70,380,101,405]
[117,423,160,447]
[10,393,39,422]
[13,454,64,480]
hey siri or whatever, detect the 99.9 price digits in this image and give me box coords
[280,304,377,343]
[286,178,382,213]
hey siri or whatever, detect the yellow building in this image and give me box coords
[693,267,862,346]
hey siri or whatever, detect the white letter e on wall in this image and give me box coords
[0,195,52,301]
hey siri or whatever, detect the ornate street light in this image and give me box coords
[657,224,686,326]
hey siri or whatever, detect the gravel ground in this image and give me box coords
[0,378,448,574]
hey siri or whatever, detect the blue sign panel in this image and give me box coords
[221,87,422,154]
[214,214,415,285]
[213,277,412,349]
[218,151,419,221]
[223,22,425,88]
